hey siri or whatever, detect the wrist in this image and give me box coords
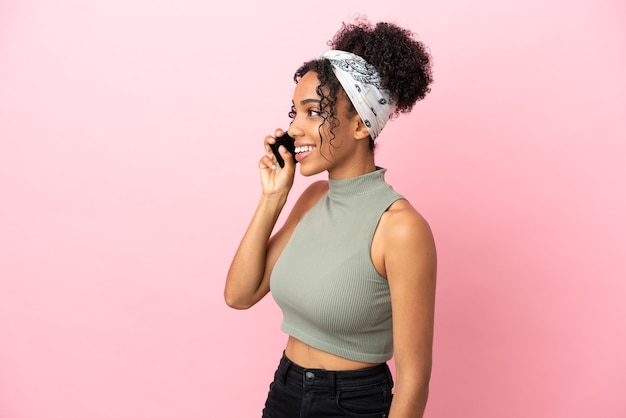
[259,192,288,211]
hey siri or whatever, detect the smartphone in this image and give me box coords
[270,131,297,168]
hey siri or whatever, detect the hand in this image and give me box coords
[258,129,295,197]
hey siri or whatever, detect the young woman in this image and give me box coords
[225,18,436,418]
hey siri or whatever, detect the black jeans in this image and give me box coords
[262,352,393,417]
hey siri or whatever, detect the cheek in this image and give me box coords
[324,128,346,150]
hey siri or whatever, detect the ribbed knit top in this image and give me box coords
[270,168,404,363]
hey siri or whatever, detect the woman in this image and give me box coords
[225,17,436,418]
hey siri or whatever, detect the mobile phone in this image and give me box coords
[270,131,297,168]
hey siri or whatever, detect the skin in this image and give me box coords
[224,71,437,418]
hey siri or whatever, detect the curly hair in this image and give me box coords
[290,17,433,151]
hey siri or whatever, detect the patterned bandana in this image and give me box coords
[318,50,396,139]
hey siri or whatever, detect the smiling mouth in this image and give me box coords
[294,145,314,162]
[294,145,314,154]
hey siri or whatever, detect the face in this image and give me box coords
[288,71,362,178]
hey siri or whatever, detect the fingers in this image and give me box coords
[259,152,278,171]
[258,130,295,195]
[258,134,275,170]
[278,143,295,169]
[274,128,287,138]
[264,134,276,154]
[261,129,293,171]
[263,130,288,169]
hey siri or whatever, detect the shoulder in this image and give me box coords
[267,181,329,257]
[380,199,435,255]
[371,196,436,278]
[297,180,328,206]
[303,180,329,197]
[290,180,329,221]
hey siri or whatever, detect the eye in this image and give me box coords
[308,109,321,117]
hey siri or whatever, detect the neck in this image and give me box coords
[328,148,376,180]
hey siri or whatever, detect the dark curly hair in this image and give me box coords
[289,17,433,152]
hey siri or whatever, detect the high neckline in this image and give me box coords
[327,167,388,198]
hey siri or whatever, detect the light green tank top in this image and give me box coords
[270,168,404,363]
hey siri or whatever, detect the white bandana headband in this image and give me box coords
[318,50,396,139]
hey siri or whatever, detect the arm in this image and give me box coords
[225,179,328,309]
[224,132,296,309]
[224,132,328,309]
[224,192,289,309]
[380,201,437,418]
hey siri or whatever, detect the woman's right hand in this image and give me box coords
[259,129,296,196]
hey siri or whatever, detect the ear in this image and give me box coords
[353,118,371,141]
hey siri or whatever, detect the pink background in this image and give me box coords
[1,0,625,417]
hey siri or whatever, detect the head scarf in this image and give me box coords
[318,50,396,139]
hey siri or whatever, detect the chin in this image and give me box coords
[298,163,326,177]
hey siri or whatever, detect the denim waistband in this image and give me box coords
[276,352,393,391]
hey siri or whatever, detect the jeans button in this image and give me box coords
[305,371,315,380]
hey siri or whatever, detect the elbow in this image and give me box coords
[224,298,253,310]
[224,271,265,309]
[223,289,255,310]
[396,368,432,399]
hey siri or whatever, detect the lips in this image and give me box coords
[294,145,314,162]
[294,145,314,153]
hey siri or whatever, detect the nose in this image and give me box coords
[287,122,304,139]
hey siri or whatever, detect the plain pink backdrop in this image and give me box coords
[1,0,625,417]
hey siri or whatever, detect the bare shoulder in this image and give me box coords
[381,199,434,245]
[301,180,329,200]
[371,198,436,279]
[266,180,329,272]
[290,180,329,220]
[383,200,437,281]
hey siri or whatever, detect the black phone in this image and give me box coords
[270,131,297,168]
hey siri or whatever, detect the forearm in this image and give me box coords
[388,377,430,418]
[224,193,288,309]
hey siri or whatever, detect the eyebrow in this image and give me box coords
[299,98,321,105]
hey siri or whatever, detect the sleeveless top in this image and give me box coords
[270,168,404,363]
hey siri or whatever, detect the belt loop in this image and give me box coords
[280,356,291,385]
[328,371,336,400]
